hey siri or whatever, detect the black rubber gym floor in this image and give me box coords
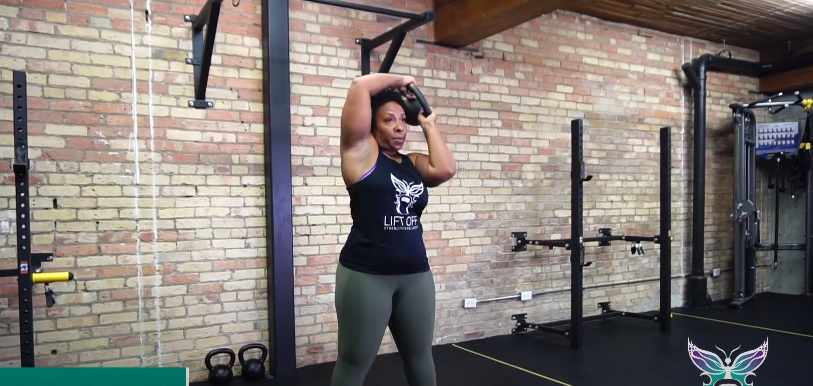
[213,343,562,386]
[195,293,813,386]
[673,292,813,336]
[456,313,811,386]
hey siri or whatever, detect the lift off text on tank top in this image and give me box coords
[383,173,424,231]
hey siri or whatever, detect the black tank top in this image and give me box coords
[339,150,430,275]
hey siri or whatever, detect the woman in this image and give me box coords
[331,73,456,386]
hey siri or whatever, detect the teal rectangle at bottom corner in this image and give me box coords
[0,367,190,386]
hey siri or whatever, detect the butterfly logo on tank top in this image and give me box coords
[390,174,424,215]
[383,174,424,232]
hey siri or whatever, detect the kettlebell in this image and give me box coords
[205,348,235,386]
[238,343,268,382]
[403,83,432,127]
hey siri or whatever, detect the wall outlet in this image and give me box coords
[463,298,477,308]
[520,291,532,301]
[712,268,721,277]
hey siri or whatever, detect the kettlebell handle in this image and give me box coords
[238,343,269,365]
[205,348,236,370]
[406,84,431,118]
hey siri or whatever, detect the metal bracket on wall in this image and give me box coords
[184,0,224,109]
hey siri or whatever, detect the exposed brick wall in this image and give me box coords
[0,0,759,380]
[0,0,268,376]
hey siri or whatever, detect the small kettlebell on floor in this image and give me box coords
[205,348,236,386]
[238,343,268,381]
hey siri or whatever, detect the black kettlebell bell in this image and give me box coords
[403,83,432,126]
[205,348,235,386]
[238,343,268,381]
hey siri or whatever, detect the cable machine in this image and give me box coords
[728,92,813,308]
[0,71,75,367]
[680,52,813,308]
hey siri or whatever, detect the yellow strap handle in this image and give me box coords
[32,271,74,284]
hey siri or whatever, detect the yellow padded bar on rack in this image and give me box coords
[32,271,74,284]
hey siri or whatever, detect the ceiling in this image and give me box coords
[565,0,813,51]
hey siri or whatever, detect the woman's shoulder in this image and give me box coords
[341,139,380,186]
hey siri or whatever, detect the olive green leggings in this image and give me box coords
[331,263,437,386]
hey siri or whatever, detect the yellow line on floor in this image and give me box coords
[672,312,813,339]
[451,344,574,386]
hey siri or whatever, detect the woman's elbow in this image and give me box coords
[350,75,373,90]
[435,165,456,185]
[348,78,363,92]
[447,159,457,178]
[444,164,457,180]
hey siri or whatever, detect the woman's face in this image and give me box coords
[373,101,408,151]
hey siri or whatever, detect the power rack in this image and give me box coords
[509,119,673,349]
[0,71,75,367]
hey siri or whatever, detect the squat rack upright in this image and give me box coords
[0,71,75,367]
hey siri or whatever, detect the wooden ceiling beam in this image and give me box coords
[432,0,575,48]
[761,39,813,62]
[758,47,813,94]
[759,66,813,94]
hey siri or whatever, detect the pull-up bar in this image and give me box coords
[299,0,434,75]
[184,0,460,109]
[301,0,425,20]
[734,91,813,115]
[183,0,433,109]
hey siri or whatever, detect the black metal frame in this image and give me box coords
[807,142,813,296]
[660,126,672,327]
[509,120,672,349]
[727,104,758,308]
[681,51,813,307]
[300,0,433,75]
[799,110,813,298]
[1,71,74,367]
[726,93,813,306]
[261,0,296,379]
[512,228,662,251]
[184,0,223,109]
